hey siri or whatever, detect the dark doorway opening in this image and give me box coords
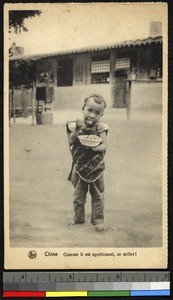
[113,69,128,108]
[57,59,73,86]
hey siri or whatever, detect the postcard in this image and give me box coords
[4,2,168,269]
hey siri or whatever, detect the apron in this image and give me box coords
[67,122,106,183]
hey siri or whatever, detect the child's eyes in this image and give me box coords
[87,109,100,115]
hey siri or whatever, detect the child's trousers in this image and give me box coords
[71,170,104,225]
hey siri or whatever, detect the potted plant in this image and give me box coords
[36,71,54,125]
[127,67,137,80]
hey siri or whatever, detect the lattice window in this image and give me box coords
[91,60,110,73]
[91,57,110,84]
[115,58,130,70]
[91,73,109,84]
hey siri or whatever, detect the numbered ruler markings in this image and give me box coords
[3,271,170,284]
[3,272,26,283]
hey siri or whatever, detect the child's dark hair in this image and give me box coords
[83,94,107,109]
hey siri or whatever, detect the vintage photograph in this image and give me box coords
[4,3,167,269]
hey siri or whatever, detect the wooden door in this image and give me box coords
[112,69,128,108]
[21,87,31,117]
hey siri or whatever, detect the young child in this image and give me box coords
[66,94,109,231]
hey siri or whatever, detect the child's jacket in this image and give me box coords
[66,121,109,183]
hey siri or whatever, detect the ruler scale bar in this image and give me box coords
[3,271,170,297]
[3,271,170,282]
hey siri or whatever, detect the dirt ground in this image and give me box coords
[9,110,162,248]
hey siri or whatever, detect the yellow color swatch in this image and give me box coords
[46,291,87,297]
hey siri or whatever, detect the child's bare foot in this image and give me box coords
[67,219,84,226]
[68,220,77,226]
[94,224,105,231]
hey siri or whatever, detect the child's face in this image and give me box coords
[82,97,105,126]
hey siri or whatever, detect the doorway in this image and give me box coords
[113,68,128,108]
[57,59,73,86]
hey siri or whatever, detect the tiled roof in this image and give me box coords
[9,36,162,61]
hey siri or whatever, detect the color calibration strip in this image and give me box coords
[3,272,170,297]
[3,289,170,297]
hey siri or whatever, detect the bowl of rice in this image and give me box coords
[78,135,102,147]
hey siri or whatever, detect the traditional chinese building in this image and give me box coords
[9,22,163,117]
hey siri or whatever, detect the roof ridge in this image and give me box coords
[9,35,162,61]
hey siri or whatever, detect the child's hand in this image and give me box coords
[84,146,90,150]
[91,146,99,152]
[76,119,83,130]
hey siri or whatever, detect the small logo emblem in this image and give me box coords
[28,250,37,259]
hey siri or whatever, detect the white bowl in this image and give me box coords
[78,135,102,147]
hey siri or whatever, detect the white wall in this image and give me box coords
[130,81,162,118]
[52,84,112,110]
